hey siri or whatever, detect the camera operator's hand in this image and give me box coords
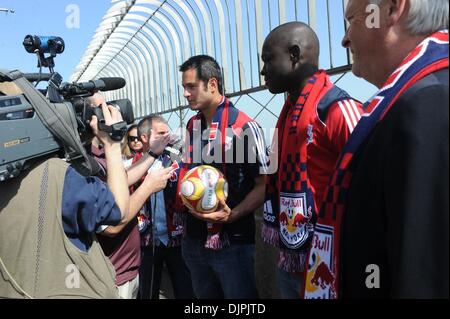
[87,92,107,109]
[149,131,170,156]
[88,95,129,226]
[90,103,124,147]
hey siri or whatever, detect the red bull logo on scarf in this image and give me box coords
[304,224,336,299]
[279,192,313,249]
[303,30,449,299]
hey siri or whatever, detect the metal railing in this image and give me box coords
[71,0,352,130]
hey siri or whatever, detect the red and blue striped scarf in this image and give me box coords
[303,30,449,299]
[262,71,339,272]
[176,98,231,249]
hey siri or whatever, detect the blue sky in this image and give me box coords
[0,0,377,133]
[0,0,110,81]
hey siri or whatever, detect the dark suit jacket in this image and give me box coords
[341,69,449,298]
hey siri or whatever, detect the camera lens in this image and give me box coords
[108,99,134,124]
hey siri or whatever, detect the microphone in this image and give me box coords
[59,77,126,97]
[164,144,181,157]
[77,77,126,92]
[163,136,182,158]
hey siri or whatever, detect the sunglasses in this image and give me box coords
[127,136,140,143]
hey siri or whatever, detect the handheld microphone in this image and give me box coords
[164,145,181,157]
[163,136,183,160]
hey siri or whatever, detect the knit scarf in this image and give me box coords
[262,71,334,272]
[133,151,150,246]
[176,98,231,250]
[160,157,184,247]
[303,30,449,299]
[138,155,184,248]
[129,151,144,194]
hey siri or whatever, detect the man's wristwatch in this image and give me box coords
[148,149,158,158]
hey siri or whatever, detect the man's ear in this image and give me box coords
[140,133,149,144]
[208,77,219,93]
[385,0,407,27]
[289,45,302,64]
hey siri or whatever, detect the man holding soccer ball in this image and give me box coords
[178,55,269,299]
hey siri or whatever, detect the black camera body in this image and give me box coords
[82,106,127,142]
[0,35,134,181]
[79,98,134,142]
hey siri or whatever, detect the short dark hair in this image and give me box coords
[127,124,138,136]
[179,55,224,94]
[137,115,167,137]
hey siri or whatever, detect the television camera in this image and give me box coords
[0,35,135,181]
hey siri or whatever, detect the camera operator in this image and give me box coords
[0,102,131,298]
[86,93,173,299]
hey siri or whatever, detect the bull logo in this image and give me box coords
[279,208,310,233]
[304,225,336,299]
[170,170,178,182]
[279,194,313,249]
[310,262,334,289]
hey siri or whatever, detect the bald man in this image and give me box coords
[260,22,363,298]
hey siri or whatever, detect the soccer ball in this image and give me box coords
[180,165,228,213]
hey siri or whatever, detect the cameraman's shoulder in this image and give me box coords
[32,157,70,179]
[63,166,109,202]
[65,164,103,185]
[47,157,70,170]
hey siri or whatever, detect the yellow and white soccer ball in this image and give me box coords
[180,165,228,213]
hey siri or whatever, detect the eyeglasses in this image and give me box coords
[127,136,140,143]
